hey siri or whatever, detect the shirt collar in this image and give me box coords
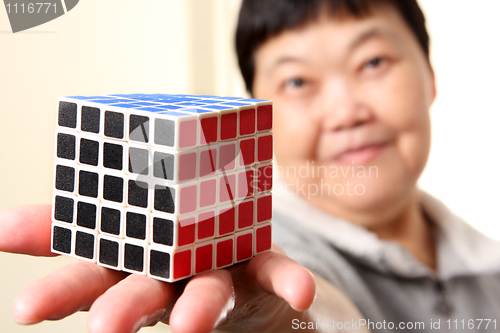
[273,178,500,279]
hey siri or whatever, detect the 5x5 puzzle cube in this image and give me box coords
[51,93,273,282]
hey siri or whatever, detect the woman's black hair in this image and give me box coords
[236,0,430,95]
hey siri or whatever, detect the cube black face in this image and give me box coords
[55,165,75,192]
[154,119,175,147]
[78,170,99,198]
[104,111,124,139]
[81,106,100,134]
[153,152,174,180]
[75,231,95,259]
[79,138,99,166]
[124,243,144,272]
[149,249,171,279]
[153,217,174,246]
[126,212,147,240]
[129,147,149,175]
[129,115,149,143]
[52,225,72,254]
[103,175,124,203]
[57,133,76,160]
[154,185,175,213]
[54,195,74,223]
[103,143,123,170]
[76,201,97,229]
[98,238,120,267]
[100,207,121,235]
[58,102,77,129]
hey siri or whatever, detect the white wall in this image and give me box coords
[418,0,500,239]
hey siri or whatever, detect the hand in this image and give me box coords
[0,205,317,333]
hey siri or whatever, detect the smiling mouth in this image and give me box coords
[333,143,388,164]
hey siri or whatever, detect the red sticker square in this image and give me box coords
[178,217,195,246]
[195,243,213,274]
[257,105,272,131]
[239,108,256,136]
[218,207,235,235]
[257,164,272,192]
[255,225,272,253]
[238,200,254,229]
[179,152,196,181]
[257,195,272,223]
[239,138,255,166]
[216,238,234,268]
[238,169,255,199]
[220,113,237,140]
[200,116,218,144]
[199,149,217,177]
[173,249,192,279]
[236,233,253,261]
[258,135,273,162]
[198,211,215,239]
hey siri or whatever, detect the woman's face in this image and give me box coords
[252,5,435,226]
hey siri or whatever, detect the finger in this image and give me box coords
[14,261,127,325]
[244,244,317,311]
[0,204,55,256]
[87,273,178,333]
[169,270,234,333]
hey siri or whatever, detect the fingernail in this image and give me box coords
[213,287,236,329]
[131,308,167,333]
[14,317,37,325]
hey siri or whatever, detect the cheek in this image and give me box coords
[370,63,432,174]
[273,102,320,164]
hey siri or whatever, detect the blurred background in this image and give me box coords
[0,0,499,332]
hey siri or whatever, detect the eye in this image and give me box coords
[285,78,305,88]
[363,57,386,69]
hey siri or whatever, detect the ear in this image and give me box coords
[429,64,437,103]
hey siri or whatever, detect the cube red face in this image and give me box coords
[51,94,273,282]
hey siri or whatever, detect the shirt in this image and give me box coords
[272,180,500,332]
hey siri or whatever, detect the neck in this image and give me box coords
[367,191,437,270]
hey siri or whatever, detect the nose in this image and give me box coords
[320,78,373,131]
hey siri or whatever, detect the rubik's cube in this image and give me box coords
[51,94,273,282]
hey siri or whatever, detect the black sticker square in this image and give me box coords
[58,102,77,129]
[76,201,97,229]
[128,147,149,175]
[54,195,74,223]
[78,170,99,198]
[128,180,149,208]
[153,217,174,246]
[103,175,124,203]
[126,212,147,240]
[55,165,75,192]
[154,119,175,147]
[52,225,72,254]
[100,207,121,235]
[149,249,170,279]
[154,185,175,213]
[129,115,149,142]
[99,238,119,267]
[75,231,95,259]
[56,133,76,160]
[81,106,100,133]
[104,111,124,139]
[153,152,174,180]
[124,243,144,272]
[103,143,123,170]
[79,138,99,166]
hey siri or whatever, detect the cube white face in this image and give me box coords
[52,94,273,282]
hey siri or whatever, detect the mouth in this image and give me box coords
[333,142,388,164]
